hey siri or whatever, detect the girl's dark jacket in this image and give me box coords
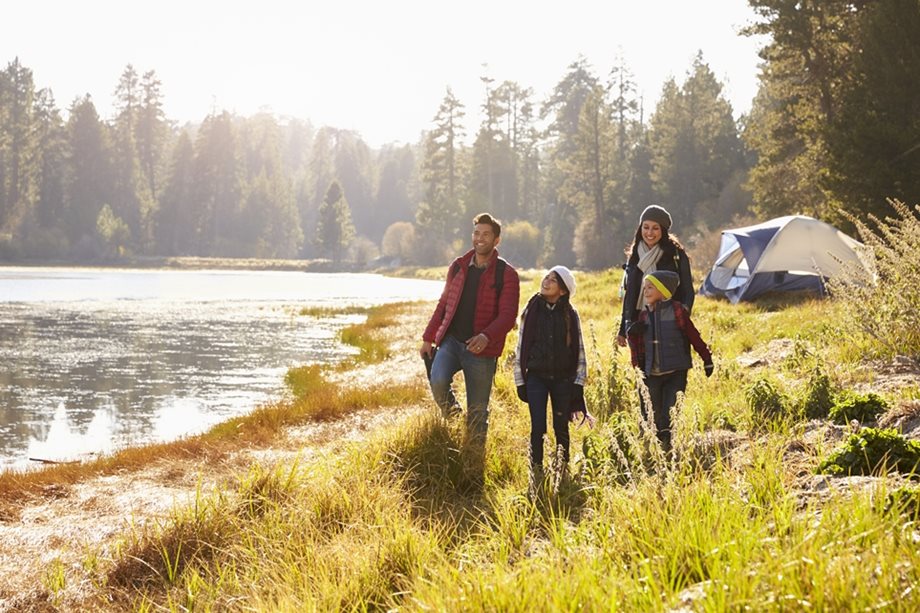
[618,246,694,338]
[513,294,587,387]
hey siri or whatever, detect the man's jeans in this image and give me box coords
[429,335,497,438]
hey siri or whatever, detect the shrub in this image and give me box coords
[348,235,380,266]
[885,485,920,519]
[583,325,634,420]
[499,220,542,268]
[381,222,416,263]
[785,336,818,372]
[580,412,652,485]
[581,421,634,485]
[828,391,889,424]
[800,367,836,420]
[745,377,788,428]
[817,427,920,476]
[828,199,920,360]
[707,408,739,432]
[284,365,324,400]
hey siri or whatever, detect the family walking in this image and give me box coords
[420,205,713,485]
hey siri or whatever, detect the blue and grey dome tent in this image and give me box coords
[700,215,868,303]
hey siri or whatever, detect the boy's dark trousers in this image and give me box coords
[642,369,688,451]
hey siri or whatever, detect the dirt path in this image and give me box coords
[0,304,433,611]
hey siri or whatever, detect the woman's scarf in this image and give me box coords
[635,241,663,310]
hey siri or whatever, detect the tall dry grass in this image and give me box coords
[829,198,920,361]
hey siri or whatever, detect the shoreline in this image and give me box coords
[0,299,434,608]
[0,300,423,480]
[0,255,365,273]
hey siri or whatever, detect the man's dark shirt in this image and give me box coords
[447,264,484,341]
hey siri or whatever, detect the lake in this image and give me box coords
[0,267,442,470]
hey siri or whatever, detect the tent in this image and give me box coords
[700,215,868,303]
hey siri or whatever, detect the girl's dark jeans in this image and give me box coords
[642,369,688,451]
[526,375,573,469]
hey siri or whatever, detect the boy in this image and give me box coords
[627,270,713,451]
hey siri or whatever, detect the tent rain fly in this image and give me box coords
[700,215,868,303]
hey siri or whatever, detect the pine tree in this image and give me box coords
[539,57,600,267]
[823,0,920,222]
[316,180,355,263]
[416,88,466,258]
[0,58,40,235]
[137,70,168,202]
[648,54,744,227]
[374,144,415,237]
[65,95,114,252]
[743,0,860,219]
[301,127,337,257]
[467,77,525,222]
[17,88,69,257]
[563,85,619,268]
[156,130,196,255]
[332,131,374,240]
[111,65,154,252]
[192,111,243,256]
[238,113,303,257]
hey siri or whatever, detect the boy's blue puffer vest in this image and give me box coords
[644,300,691,374]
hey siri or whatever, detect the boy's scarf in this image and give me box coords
[635,242,663,310]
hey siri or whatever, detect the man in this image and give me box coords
[420,213,520,440]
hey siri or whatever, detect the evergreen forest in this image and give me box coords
[1,0,918,268]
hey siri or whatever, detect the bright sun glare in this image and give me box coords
[2,0,764,147]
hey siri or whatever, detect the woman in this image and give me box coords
[513,266,587,480]
[617,205,694,347]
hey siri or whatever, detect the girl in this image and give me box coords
[617,205,694,347]
[513,266,587,478]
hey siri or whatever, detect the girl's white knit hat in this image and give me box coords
[549,265,576,299]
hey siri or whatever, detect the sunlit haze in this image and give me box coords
[3,0,765,147]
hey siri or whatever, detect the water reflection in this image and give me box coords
[27,404,114,462]
[0,268,441,469]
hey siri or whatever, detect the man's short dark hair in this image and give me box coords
[473,212,501,237]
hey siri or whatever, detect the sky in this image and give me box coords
[3,1,767,148]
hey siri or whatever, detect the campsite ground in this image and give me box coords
[2,268,920,610]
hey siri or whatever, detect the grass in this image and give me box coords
[12,268,920,610]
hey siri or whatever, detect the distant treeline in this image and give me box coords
[1,1,917,268]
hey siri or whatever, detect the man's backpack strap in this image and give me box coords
[494,257,507,297]
[450,256,506,296]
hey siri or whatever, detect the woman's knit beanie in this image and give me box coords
[639,205,672,231]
